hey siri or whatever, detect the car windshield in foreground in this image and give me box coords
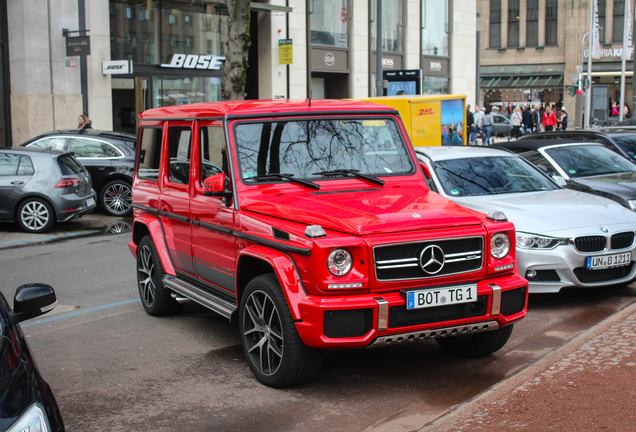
[234,118,414,183]
[544,145,636,178]
[612,136,636,160]
[433,156,559,196]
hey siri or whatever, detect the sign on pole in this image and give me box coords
[66,36,91,56]
[279,39,293,65]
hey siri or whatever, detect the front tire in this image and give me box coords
[16,198,55,233]
[136,235,182,316]
[239,274,324,388]
[436,324,514,358]
[101,180,133,216]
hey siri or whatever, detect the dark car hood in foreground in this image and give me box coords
[241,183,485,236]
[571,171,636,202]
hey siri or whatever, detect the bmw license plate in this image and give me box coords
[86,197,96,207]
[587,252,631,270]
[406,284,477,310]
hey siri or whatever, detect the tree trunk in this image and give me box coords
[223,0,252,100]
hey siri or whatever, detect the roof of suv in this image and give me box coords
[140,99,397,120]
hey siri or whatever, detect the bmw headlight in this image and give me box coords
[628,200,636,211]
[516,232,567,250]
[490,233,511,259]
[8,403,50,432]
[327,248,353,276]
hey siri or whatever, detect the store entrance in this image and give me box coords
[112,77,151,134]
[310,72,349,99]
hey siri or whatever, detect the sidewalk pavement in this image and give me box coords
[423,299,636,431]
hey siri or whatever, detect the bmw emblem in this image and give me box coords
[413,214,421,218]
[600,226,609,233]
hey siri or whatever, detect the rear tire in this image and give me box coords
[136,235,182,316]
[16,198,55,233]
[239,274,324,388]
[100,180,133,216]
[436,324,514,358]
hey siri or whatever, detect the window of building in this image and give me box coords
[526,0,538,46]
[185,36,192,49]
[421,0,448,56]
[545,0,558,46]
[168,14,176,25]
[598,0,606,43]
[125,6,134,19]
[169,35,178,47]
[310,0,348,47]
[613,0,625,42]
[508,0,520,47]
[184,14,192,26]
[127,32,136,43]
[490,0,502,48]
[371,0,404,53]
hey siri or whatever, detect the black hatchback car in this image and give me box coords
[21,129,136,216]
[0,284,64,431]
[519,127,636,163]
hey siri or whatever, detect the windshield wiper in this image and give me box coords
[312,169,385,186]
[252,173,321,190]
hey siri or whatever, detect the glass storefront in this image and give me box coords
[421,0,448,57]
[310,0,348,47]
[370,0,403,53]
[423,77,449,94]
[153,76,222,107]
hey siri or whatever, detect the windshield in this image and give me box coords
[612,136,636,161]
[544,145,636,178]
[433,156,559,196]
[234,118,414,182]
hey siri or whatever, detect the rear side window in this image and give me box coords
[0,153,21,175]
[138,127,163,181]
[518,150,559,176]
[57,154,85,175]
[69,138,123,158]
[17,155,34,175]
[168,127,192,185]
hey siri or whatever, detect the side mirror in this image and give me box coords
[419,161,431,179]
[203,173,226,193]
[552,175,567,187]
[11,283,57,324]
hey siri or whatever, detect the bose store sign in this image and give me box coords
[102,60,133,75]
[161,54,225,70]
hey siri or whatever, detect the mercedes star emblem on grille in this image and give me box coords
[420,245,445,275]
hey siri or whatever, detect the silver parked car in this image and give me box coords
[416,146,636,293]
[0,147,96,233]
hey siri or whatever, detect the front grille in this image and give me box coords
[388,295,488,329]
[611,232,635,250]
[324,308,373,338]
[573,263,634,283]
[574,236,607,253]
[501,287,526,316]
[374,237,483,281]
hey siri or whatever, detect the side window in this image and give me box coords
[168,127,192,185]
[199,126,227,184]
[17,155,35,176]
[69,138,110,158]
[519,150,558,176]
[28,137,67,150]
[138,127,163,181]
[0,153,20,176]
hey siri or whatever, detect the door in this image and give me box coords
[0,153,33,220]
[190,121,237,294]
[160,123,196,275]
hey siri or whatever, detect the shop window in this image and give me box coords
[598,0,606,43]
[371,0,404,53]
[526,0,538,46]
[310,0,348,47]
[421,0,448,56]
[613,0,625,43]
[508,0,520,47]
[490,0,502,48]
[545,0,558,46]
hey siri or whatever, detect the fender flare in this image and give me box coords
[130,214,177,276]
[238,245,307,321]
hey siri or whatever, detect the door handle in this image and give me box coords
[11,181,24,185]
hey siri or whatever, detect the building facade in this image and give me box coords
[478,0,635,114]
[4,0,476,145]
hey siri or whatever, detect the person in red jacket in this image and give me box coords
[543,105,557,131]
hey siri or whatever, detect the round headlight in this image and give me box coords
[327,248,353,276]
[491,233,511,259]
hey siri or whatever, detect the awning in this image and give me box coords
[480,64,565,88]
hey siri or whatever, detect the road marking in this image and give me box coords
[21,298,141,328]
[0,230,102,248]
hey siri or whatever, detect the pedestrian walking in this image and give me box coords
[612,102,620,117]
[481,111,493,145]
[472,105,484,145]
[624,103,633,119]
[559,107,568,130]
[531,104,542,132]
[466,105,474,146]
[543,106,557,132]
[522,105,531,135]
[78,114,92,130]
[511,107,523,139]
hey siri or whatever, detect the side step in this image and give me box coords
[163,275,237,320]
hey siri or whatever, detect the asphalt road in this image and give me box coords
[1,232,635,431]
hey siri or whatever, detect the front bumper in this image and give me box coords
[294,274,528,349]
[517,246,636,294]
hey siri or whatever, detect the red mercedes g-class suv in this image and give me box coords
[129,99,528,388]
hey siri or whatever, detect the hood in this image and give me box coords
[240,184,484,235]
[573,171,636,200]
[450,189,636,236]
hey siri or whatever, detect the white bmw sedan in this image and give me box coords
[416,146,636,294]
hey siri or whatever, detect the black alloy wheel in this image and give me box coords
[136,235,182,316]
[101,180,133,216]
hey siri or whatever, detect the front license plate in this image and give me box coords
[86,197,96,207]
[406,284,477,310]
[587,252,632,270]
